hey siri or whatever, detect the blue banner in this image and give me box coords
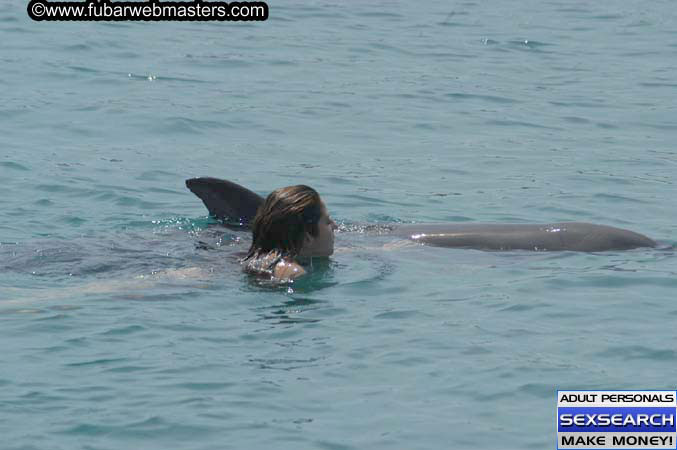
[558,407,676,433]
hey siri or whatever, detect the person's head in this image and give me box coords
[246,185,337,259]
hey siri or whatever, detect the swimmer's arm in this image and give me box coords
[332,240,420,253]
[274,260,306,280]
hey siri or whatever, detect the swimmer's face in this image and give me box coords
[300,202,337,257]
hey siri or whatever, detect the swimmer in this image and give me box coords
[242,185,338,280]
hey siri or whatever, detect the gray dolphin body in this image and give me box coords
[186,177,656,252]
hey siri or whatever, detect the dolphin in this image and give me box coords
[185,177,656,252]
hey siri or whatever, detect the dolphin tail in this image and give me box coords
[185,177,263,228]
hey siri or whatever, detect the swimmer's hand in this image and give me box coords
[273,260,306,280]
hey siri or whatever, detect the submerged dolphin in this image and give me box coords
[185,177,656,252]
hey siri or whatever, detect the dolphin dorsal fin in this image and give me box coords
[185,177,263,228]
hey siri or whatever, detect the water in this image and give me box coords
[1,0,676,448]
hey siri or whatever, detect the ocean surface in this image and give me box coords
[1,0,676,448]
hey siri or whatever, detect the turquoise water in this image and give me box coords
[2,0,676,448]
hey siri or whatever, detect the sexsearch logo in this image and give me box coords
[557,390,677,449]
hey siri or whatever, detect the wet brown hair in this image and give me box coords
[245,185,322,260]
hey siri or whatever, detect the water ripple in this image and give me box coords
[595,345,677,361]
[446,92,520,104]
[1,161,29,171]
[60,416,215,438]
